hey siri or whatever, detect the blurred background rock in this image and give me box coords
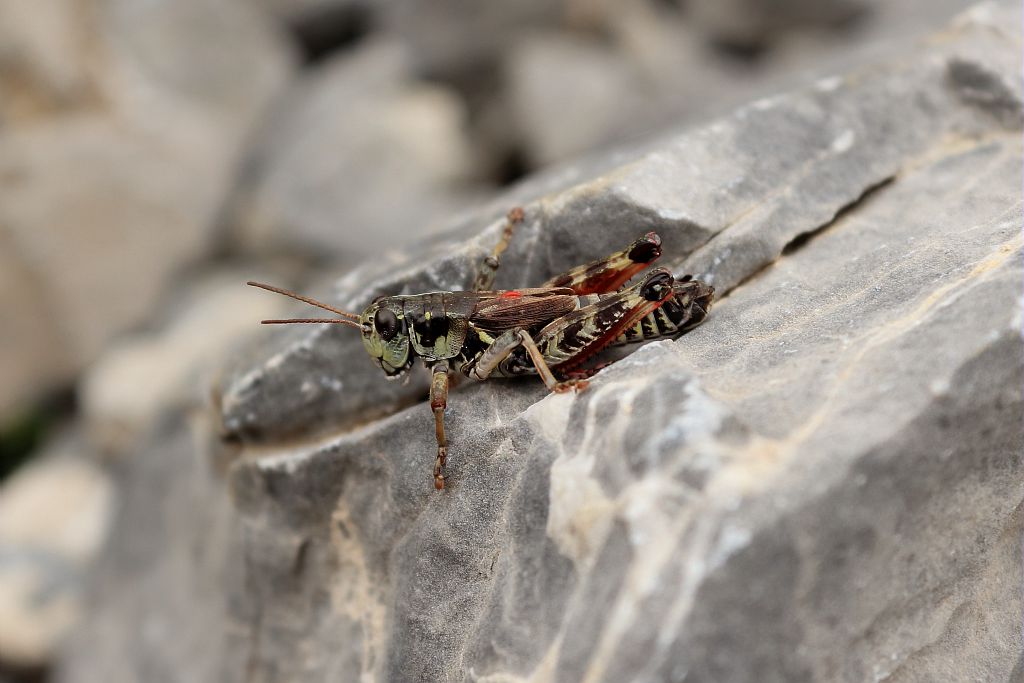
[0,0,992,679]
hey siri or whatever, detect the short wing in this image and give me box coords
[471,288,578,331]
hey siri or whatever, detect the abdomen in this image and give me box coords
[613,279,714,346]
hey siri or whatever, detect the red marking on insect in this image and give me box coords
[500,290,523,299]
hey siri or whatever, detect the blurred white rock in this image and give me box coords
[0,0,296,426]
[229,41,482,262]
[0,441,114,667]
[81,271,287,454]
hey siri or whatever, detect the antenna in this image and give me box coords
[247,281,360,319]
[260,317,363,329]
[247,281,363,329]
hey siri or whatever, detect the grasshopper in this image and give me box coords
[248,208,714,490]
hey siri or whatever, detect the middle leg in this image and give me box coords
[473,207,525,291]
[465,327,585,393]
[517,331,589,393]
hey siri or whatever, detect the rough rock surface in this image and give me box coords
[59,4,1023,682]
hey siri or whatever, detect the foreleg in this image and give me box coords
[430,362,450,490]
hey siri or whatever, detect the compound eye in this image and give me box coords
[374,308,400,341]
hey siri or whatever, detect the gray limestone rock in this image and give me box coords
[60,3,1023,682]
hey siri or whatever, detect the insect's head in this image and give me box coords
[358,296,412,378]
[246,281,412,379]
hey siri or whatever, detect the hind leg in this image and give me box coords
[532,268,677,374]
[541,232,663,295]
